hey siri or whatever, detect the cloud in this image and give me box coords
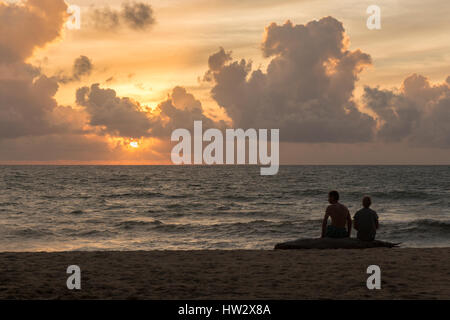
[364,74,450,147]
[57,55,93,83]
[89,1,155,31]
[122,1,155,30]
[0,0,67,62]
[150,86,226,137]
[91,7,120,31]
[76,84,223,139]
[0,0,84,140]
[203,47,232,81]
[73,55,93,80]
[76,84,152,139]
[0,68,65,139]
[204,17,376,143]
[1,2,448,165]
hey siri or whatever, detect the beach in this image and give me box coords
[0,248,448,299]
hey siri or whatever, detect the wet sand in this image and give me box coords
[0,248,448,299]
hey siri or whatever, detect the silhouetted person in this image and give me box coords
[321,191,352,238]
[353,196,379,241]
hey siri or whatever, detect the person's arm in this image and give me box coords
[346,211,352,237]
[374,212,379,229]
[353,217,359,231]
[321,211,329,238]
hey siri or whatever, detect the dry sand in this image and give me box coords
[0,248,449,299]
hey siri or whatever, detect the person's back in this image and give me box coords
[353,196,379,241]
[321,191,352,238]
[326,203,350,228]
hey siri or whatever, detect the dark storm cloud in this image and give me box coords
[364,74,450,147]
[204,17,376,143]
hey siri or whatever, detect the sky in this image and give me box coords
[0,0,449,164]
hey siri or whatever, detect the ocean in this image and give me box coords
[0,165,449,251]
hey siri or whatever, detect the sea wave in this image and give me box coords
[381,219,450,238]
[115,220,163,230]
[12,228,54,238]
[369,190,438,200]
[1,165,449,251]
[101,191,164,199]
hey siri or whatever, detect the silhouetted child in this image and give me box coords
[353,196,379,241]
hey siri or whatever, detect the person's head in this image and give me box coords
[362,196,372,208]
[328,190,339,204]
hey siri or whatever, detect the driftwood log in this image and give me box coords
[274,237,400,250]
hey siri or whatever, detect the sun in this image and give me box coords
[129,141,139,148]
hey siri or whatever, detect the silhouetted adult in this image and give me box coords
[321,191,352,238]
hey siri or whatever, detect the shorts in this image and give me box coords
[325,225,349,238]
